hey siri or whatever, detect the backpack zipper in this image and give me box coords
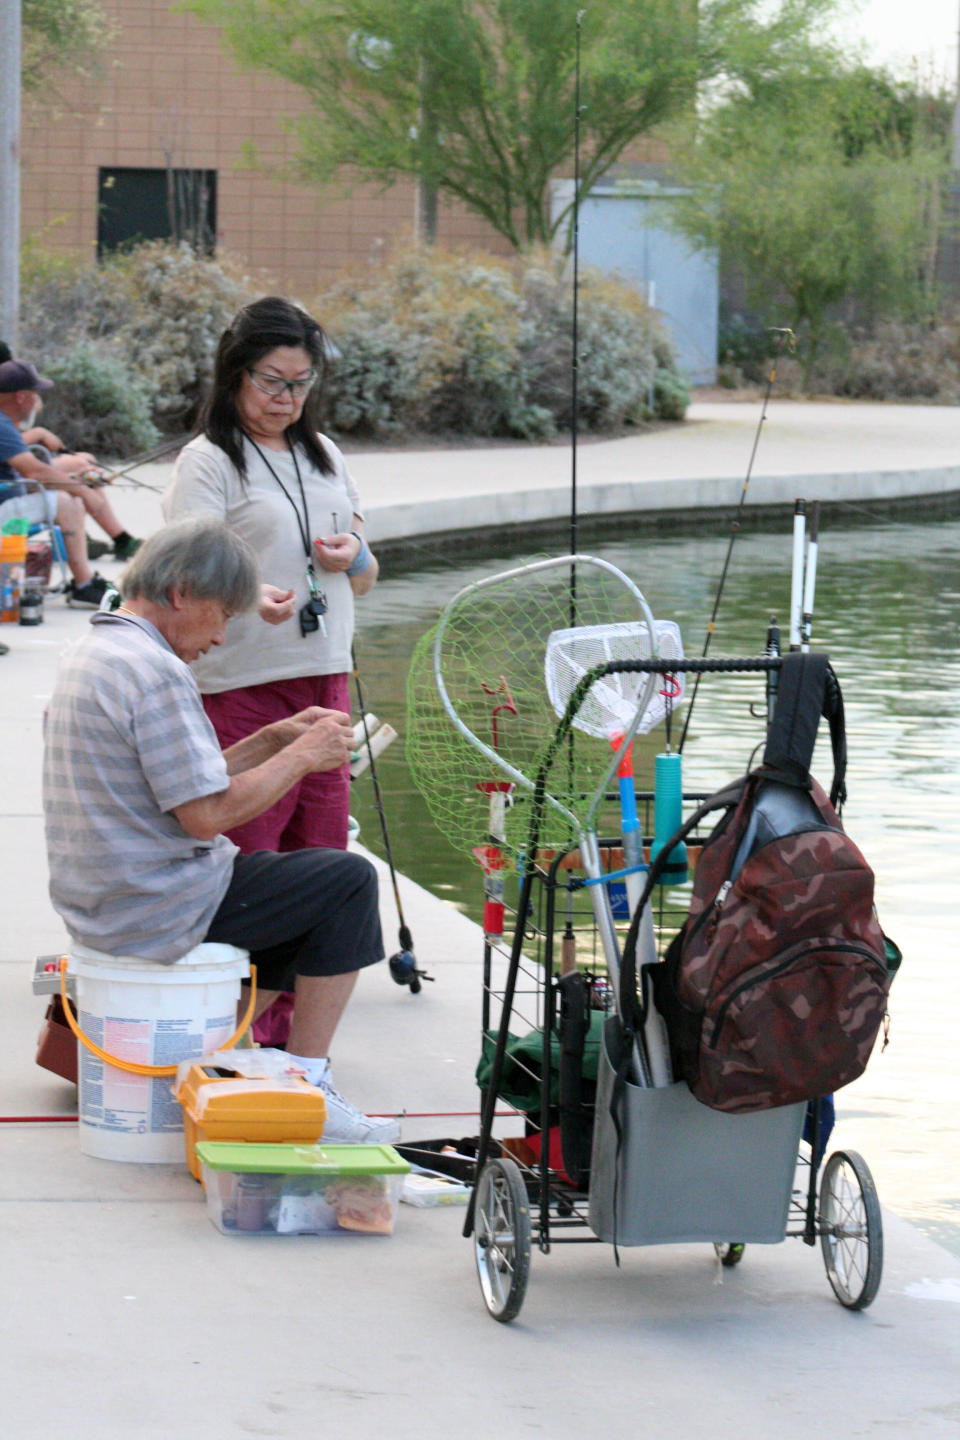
[708,939,888,1050]
[699,879,733,944]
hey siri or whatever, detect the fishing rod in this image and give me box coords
[677,326,794,753]
[351,642,432,994]
[800,500,821,652]
[562,7,587,820]
[569,6,585,578]
[83,433,191,493]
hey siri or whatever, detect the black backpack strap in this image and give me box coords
[557,969,591,1188]
[822,663,847,811]
[607,1015,637,1267]
[762,651,827,783]
[761,651,847,809]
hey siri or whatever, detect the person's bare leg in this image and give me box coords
[287,971,358,1059]
[238,985,282,1023]
[55,492,94,585]
[78,485,126,540]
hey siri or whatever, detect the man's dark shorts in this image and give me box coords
[204,849,383,991]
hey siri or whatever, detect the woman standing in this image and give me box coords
[164,297,377,864]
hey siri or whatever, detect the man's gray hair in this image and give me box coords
[121,518,260,613]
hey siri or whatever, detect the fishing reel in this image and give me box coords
[388,948,434,995]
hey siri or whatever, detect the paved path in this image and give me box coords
[2,400,959,1437]
[86,398,960,550]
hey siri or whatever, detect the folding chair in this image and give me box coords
[28,518,70,591]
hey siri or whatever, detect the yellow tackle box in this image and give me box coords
[173,1062,327,1182]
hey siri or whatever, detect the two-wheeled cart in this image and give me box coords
[467,829,882,1322]
[407,555,885,1324]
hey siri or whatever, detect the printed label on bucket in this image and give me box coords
[79,1010,236,1135]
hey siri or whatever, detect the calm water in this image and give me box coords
[351,510,960,1256]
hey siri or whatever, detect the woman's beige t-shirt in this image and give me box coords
[163,433,363,693]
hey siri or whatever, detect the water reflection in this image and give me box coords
[352,513,960,1257]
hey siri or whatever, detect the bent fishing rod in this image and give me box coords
[83,433,191,493]
[677,327,794,753]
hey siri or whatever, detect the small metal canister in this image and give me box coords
[19,579,44,626]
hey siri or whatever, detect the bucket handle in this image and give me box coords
[58,958,258,1078]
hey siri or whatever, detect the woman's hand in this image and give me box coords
[313,531,362,573]
[257,583,297,625]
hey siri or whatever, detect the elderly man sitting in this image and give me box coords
[43,517,396,1142]
[0,358,141,605]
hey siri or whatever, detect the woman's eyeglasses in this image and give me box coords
[247,368,316,398]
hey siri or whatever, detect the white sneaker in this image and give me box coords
[317,1071,400,1145]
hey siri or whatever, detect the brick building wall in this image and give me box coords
[20,0,512,298]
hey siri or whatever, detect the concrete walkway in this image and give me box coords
[60,396,960,550]
[2,399,959,1438]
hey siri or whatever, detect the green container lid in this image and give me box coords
[195,1140,410,1176]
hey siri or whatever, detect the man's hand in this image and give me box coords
[174,711,355,840]
[268,706,342,751]
[51,451,101,475]
[288,711,354,772]
[223,707,349,776]
[258,583,297,625]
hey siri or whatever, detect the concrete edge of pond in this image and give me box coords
[364,465,960,550]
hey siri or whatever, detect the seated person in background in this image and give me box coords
[42,516,396,1143]
[0,358,141,591]
[0,342,102,468]
[0,340,98,467]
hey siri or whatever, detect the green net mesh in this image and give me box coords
[406,556,673,861]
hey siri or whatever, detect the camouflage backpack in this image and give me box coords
[619,653,894,1114]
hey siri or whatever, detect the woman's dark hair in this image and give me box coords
[200,296,334,477]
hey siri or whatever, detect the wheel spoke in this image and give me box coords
[473,1159,532,1322]
[819,1150,883,1310]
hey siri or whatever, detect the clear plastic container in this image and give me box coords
[196,1141,410,1236]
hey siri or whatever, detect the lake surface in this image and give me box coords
[350,509,960,1257]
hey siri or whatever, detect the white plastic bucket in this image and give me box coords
[68,942,250,1163]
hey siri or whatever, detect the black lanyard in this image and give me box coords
[247,434,313,561]
[246,435,327,621]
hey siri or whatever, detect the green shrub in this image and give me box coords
[653,367,691,421]
[107,242,255,428]
[38,341,159,456]
[518,261,664,430]
[715,312,960,402]
[320,249,549,439]
[717,316,778,386]
[317,247,687,439]
[20,240,258,447]
[19,239,688,449]
[811,319,960,401]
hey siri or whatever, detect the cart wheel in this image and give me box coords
[819,1149,883,1311]
[473,1157,531,1323]
[716,1243,745,1268]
